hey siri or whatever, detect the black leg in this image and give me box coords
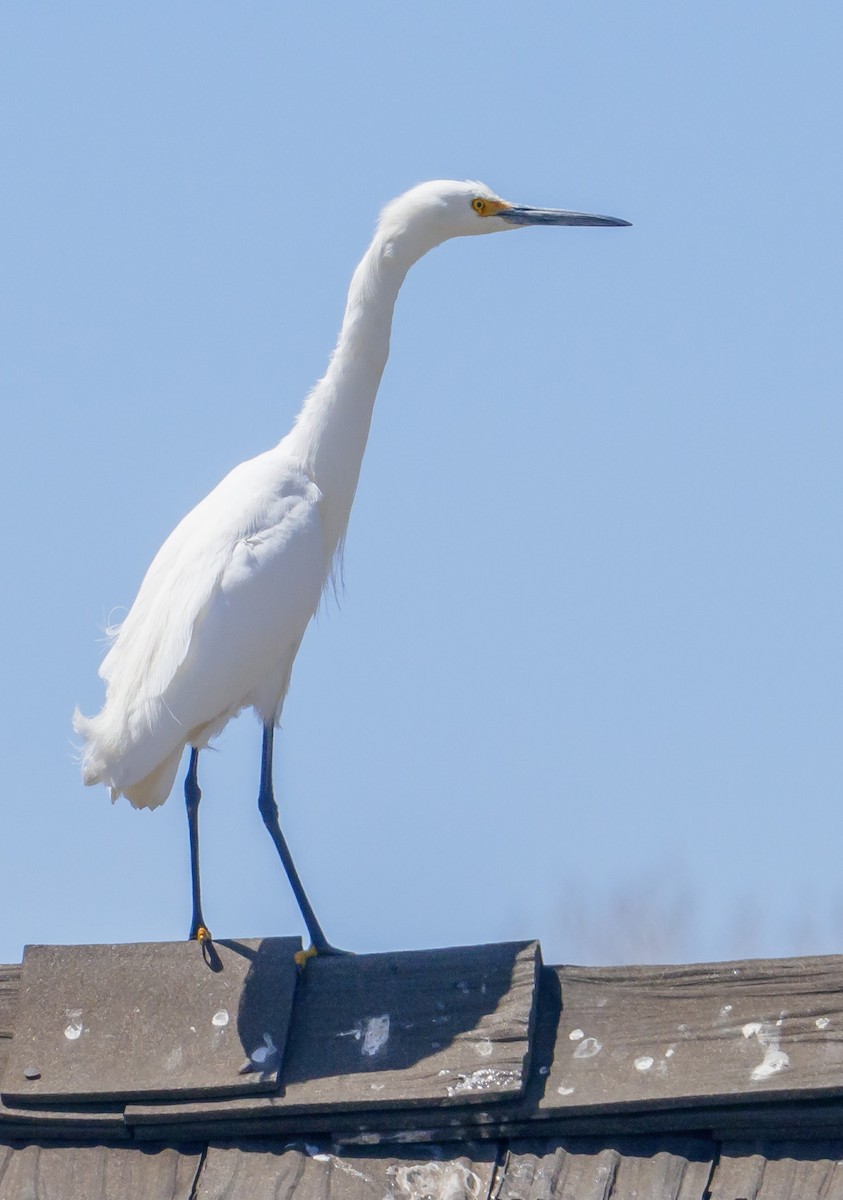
[185,747,211,941]
[257,724,346,954]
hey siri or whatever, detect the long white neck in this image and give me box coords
[284,227,428,559]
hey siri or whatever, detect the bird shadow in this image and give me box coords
[277,943,532,1090]
[206,938,536,1098]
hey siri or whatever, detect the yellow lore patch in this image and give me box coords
[471,197,510,217]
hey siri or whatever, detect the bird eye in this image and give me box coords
[472,198,486,214]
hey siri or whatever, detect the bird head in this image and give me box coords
[376,179,630,259]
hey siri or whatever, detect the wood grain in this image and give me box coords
[126,941,540,1127]
[0,1141,201,1199]
[1,939,300,1103]
[194,1141,497,1200]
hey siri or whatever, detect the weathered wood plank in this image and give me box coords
[1,939,300,1103]
[495,1137,714,1200]
[708,1140,843,1200]
[126,1097,843,1148]
[707,1097,843,1135]
[0,1141,202,1199]
[1,962,125,1137]
[194,1141,497,1200]
[530,957,843,1116]
[0,966,21,1042]
[0,1097,127,1138]
[289,956,843,1140]
[11,944,843,1144]
[291,953,843,1134]
[0,963,21,1106]
[125,941,540,1127]
[125,952,843,1143]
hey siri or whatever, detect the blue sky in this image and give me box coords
[1,2,842,966]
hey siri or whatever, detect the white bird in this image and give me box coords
[75,180,629,953]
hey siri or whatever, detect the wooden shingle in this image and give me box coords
[1,938,300,1104]
[0,1141,202,1199]
[496,1137,715,1200]
[124,940,541,1129]
[3,942,843,1198]
[707,1139,843,1199]
[194,1141,497,1200]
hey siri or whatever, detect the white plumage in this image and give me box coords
[75,179,628,948]
[76,456,324,808]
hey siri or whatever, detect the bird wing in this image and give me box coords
[98,450,325,727]
[77,449,327,806]
[163,475,327,734]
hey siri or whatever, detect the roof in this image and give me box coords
[2,937,843,1198]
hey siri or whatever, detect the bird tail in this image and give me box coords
[121,747,184,810]
[73,706,183,810]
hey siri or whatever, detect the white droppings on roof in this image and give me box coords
[164,1045,184,1073]
[362,1014,390,1057]
[326,1159,371,1183]
[336,1014,391,1058]
[390,1161,482,1200]
[634,1055,654,1072]
[446,1068,520,1097]
[573,1037,602,1060]
[568,1028,584,1041]
[743,1021,791,1083]
[752,1047,789,1082]
[313,1155,371,1182]
[64,1009,83,1040]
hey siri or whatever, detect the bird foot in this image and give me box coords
[191,925,222,971]
[294,942,352,966]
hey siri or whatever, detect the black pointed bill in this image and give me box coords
[501,205,630,228]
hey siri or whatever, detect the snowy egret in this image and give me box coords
[75,180,629,953]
